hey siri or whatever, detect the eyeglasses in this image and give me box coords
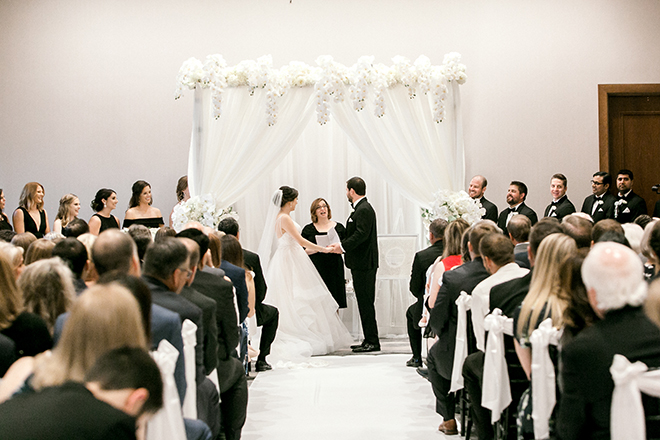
[178,267,192,279]
[590,180,604,185]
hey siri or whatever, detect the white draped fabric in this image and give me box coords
[530,318,562,440]
[450,291,472,392]
[181,319,198,419]
[147,339,186,440]
[610,354,660,440]
[482,309,514,423]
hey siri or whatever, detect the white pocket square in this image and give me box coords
[623,208,630,213]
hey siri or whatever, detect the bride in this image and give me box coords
[258,186,354,365]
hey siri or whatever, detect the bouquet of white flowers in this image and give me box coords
[421,189,485,227]
[171,194,237,232]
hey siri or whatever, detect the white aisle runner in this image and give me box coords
[243,354,448,440]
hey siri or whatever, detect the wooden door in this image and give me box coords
[599,84,660,216]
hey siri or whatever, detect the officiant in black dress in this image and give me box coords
[302,198,347,308]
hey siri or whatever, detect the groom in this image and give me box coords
[331,177,380,352]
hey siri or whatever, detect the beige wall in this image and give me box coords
[2,0,660,224]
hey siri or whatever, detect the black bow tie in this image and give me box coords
[509,207,517,213]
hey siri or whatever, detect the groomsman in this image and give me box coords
[543,173,576,221]
[497,181,538,237]
[468,175,498,222]
[614,169,648,223]
[581,172,615,222]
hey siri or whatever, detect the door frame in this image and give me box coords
[598,84,660,170]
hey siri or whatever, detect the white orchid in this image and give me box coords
[422,189,485,227]
[171,194,238,232]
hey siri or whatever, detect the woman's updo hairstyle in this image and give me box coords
[129,180,151,209]
[91,189,115,212]
[279,186,298,207]
[176,176,188,202]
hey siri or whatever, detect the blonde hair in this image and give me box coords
[0,252,23,331]
[11,232,37,255]
[24,239,55,265]
[0,242,25,272]
[517,233,577,338]
[76,233,97,282]
[18,182,45,211]
[18,258,75,333]
[55,194,79,227]
[31,283,147,390]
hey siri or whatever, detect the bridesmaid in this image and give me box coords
[88,189,120,236]
[123,180,164,229]
[53,194,81,234]
[12,183,49,239]
[301,198,347,308]
[169,176,190,227]
[0,189,11,231]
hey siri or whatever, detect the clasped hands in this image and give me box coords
[324,243,343,254]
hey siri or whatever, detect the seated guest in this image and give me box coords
[592,218,625,244]
[635,214,653,230]
[427,221,498,435]
[614,169,647,223]
[0,243,25,279]
[497,181,538,237]
[468,175,498,222]
[622,222,644,254]
[558,250,600,344]
[209,231,248,324]
[89,189,120,236]
[642,221,660,282]
[0,346,163,440]
[62,218,89,238]
[76,233,97,284]
[123,180,164,229]
[10,232,36,256]
[561,214,593,249]
[23,239,55,265]
[52,237,89,294]
[127,224,153,264]
[52,193,80,235]
[508,214,532,268]
[0,334,16,377]
[581,172,615,222]
[405,218,447,368]
[18,258,75,334]
[218,216,279,372]
[0,252,52,360]
[543,173,576,221]
[557,242,660,440]
[0,230,16,243]
[155,226,177,241]
[12,182,50,238]
[0,189,12,231]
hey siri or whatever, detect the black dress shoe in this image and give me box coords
[406,357,423,368]
[352,343,380,353]
[255,360,272,372]
[416,367,429,381]
[350,341,366,350]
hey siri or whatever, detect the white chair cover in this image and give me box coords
[482,308,514,423]
[207,369,220,393]
[610,354,660,440]
[529,318,561,440]
[450,291,471,392]
[147,339,187,440]
[181,319,198,419]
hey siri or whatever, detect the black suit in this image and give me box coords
[543,195,576,221]
[615,190,648,223]
[479,197,498,222]
[219,260,249,323]
[557,307,660,440]
[427,257,490,420]
[181,285,218,375]
[243,249,278,362]
[497,203,538,237]
[342,197,379,346]
[407,240,443,361]
[581,193,615,222]
[190,268,247,440]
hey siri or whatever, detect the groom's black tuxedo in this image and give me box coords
[581,193,615,222]
[342,197,379,346]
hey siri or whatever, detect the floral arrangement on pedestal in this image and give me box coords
[175,53,467,126]
[421,190,485,227]
[171,194,238,232]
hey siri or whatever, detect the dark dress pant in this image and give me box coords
[427,343,456,420]
[406,298,423,360]
[463,351,494,440]
[351,268,379,346]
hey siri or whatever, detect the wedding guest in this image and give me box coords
[222,234,256,319]
[0,243,25,279]
[52,193,80,234]
[543,173,576,221]
[76,233,97,284]
[508,214,532,268]
[0,252,52,360]
[558,250,599,344]
[0,189,12,231]
[581,172,615,222]
[12,182,50,238]
[468,175,498,222]
[614,169,648,223]
[622,222,645,254]
[634,214,653,230]
[24,239,55,265]
[642,221,660,282]
[0,230,16,243]
[170,175,190,227]
[497,181,538,236]
[124,180,164,229]
[10,232,36,256]
[62,218,89,238]
[155,226,177,241]
[302,198,348,308]
[18,258,75,334]
[561,214,593,249]
[89,189,120,235]
[591,218,624,244]
[52,237,89,295]
[127,224,153,264]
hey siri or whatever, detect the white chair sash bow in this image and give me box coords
[530,318,561,440]
[147,339,187,440]
[482,308,514,423]
[450,291,471,392]
[610,354,660,440]
[181,319,198,419]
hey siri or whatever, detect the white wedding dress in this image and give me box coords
[263,216,354,366]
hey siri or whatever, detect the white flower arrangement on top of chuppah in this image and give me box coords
[421,189,485,228]
[171,194,238,232]
[175,53,467,126]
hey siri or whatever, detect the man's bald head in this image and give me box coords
[92,229,139,277]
